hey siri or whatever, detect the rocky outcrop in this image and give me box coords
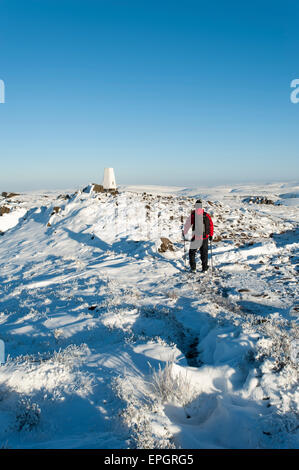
[1,192,20,198]
[0,206,10,216]
[158,237,175,253]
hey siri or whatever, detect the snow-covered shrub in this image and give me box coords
[255,318,299,372]
[166,291,179,301]
[150,361,195,406]
[113,376,176,449]
[16,398,41,432]
[118,402,176,449]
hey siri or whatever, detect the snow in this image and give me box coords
[0,181,298,449]
[0,207,27,232]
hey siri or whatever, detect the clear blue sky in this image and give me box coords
[0,0,298,190]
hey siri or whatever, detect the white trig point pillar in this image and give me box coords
[0,339,5,365]
[102,168,117,190]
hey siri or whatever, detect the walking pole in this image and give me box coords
[209,238,213,275]
[181,214,187,271]
[182,230,187,270]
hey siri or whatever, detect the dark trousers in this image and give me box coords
[189,238,208,271]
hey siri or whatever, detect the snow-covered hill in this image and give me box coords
[0,182,298,449]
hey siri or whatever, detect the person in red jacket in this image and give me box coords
[183,199,214,273]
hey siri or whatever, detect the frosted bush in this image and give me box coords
[150,361,195,406]
[16,398,41,432]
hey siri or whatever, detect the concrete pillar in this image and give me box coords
[102,168,116,190]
